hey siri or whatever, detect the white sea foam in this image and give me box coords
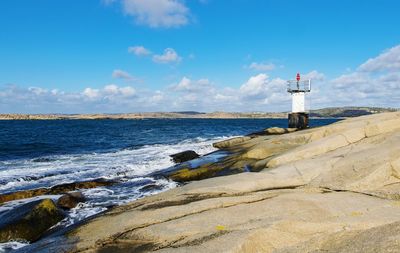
[0,136,232,251]
[0,136,227,193]
[0,241,29,253]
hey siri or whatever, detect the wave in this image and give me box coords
[0,241,28,252]
[0,136,228,194]
[0,136,232,251]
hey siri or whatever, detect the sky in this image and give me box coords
[0,0,400,113]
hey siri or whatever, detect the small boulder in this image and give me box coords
[170,150,200,163]
[56,192,86,209]
[264,127,297,135]
[0,199,65,243]
[247,127,297,137]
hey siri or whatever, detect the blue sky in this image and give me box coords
[1,0,400,113]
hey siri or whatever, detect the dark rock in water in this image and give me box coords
[0,199,65,243]
[56,192,86,209]
[18,175,40,182]
[0,179,117,204]
[139,184,164,192]
[170,150,200,163]
[32,157,52,163]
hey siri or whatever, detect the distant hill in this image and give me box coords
[0,107,397,120]
[171,111,206,115]
[310,107,398,118]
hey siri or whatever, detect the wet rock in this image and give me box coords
[18,175,40,182]
[170,150,200,163]
[168,167,221,182]
[154,150,253,183]
[32,157,52,163]
[56,192,86,209]
[0,179,117,204]
[166,161,246,183]
[0,199,65,243]
[139,184,165,192]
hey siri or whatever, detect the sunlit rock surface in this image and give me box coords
[21,112,400,253]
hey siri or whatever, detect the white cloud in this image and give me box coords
[247,62,276,71]
[128,46,152,56]
[302,70,325,82]
[239,74,286,97]
[171,77,211,92]
[101,84,136,98]
[121,0,190,28]
[358,45,400,72]
[309,45,400,108]
[104,84,119,95]
[82,88,101,100]
[80,85,137,101]
[153,48,181,64]
[112,69,134,81]
[28,87,48,95]
[331,72,369,89]
[149,90,164,103]
[240,73,269,97]
[119,86,136,97]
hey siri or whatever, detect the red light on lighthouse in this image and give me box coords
[296,73,301,81]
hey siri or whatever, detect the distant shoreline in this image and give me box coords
[0,112,288,120]
[0,107,397,120]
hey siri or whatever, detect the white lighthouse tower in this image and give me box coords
[287,73,311,129]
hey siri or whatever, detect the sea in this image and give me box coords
[0,118,339,251]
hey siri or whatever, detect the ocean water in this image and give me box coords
[0,118,338,251]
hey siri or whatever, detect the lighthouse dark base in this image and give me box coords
[288,112,309,129]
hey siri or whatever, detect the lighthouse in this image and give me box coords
[287,73,311,129]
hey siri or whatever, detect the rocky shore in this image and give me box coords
[4,111,400,252]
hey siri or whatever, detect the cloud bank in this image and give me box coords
[2,44,400,113]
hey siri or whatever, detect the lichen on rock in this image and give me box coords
[0,199,65,243]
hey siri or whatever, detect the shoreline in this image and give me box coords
[0,112,288,120]
[10,111,400,252]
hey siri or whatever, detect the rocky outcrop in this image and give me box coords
[20,112,400,252]
[263,127,297,135]
[212,128,297,150]
[0,179,116,204]
[170,150,200,163]
[56,192,86,209]
[0,199,65,243]
[213,136,252,149]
